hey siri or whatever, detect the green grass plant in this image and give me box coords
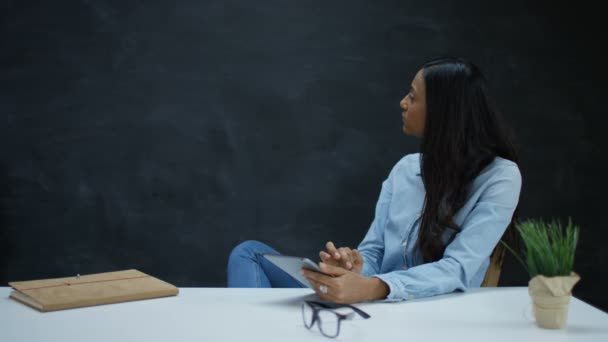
[502,218,579,278]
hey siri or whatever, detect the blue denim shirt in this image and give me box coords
[358,153,522,301]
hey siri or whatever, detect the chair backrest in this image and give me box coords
[481,244,505,287]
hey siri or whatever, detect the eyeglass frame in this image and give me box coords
[301,300,371,338]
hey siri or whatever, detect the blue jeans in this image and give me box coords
[227,240,307,288]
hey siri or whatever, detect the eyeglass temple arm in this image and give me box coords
[342,304,370,319]
[344,311,357,321]
[306,301,371,319]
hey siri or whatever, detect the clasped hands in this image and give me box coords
[301,241,388,304]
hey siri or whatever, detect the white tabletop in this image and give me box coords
[0,287,606,342]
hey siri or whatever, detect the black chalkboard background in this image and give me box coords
[1,1,606,311]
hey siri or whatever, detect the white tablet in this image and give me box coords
[262,254,327,288]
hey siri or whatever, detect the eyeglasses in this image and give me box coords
[301,300,371,338]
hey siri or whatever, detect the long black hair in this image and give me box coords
[417,57,519,262]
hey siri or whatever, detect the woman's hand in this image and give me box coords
[320,241,364,274]
[302,262,389,304]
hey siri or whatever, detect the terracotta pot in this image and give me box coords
[528,272,580,329]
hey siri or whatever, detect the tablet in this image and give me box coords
[262,254,327,288]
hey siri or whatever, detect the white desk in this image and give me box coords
[0,287,606,341]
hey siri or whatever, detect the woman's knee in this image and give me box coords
[228,240,269,262]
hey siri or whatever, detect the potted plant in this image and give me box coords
[502,218,581,329]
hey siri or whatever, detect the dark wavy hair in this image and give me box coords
[417,58,519,262]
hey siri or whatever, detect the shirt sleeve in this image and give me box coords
[372,164,522,301]
[357,166,395,276]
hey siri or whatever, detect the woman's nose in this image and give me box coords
[400,98,407,110]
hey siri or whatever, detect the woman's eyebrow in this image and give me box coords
[410,85,416,94]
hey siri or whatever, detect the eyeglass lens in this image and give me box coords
[317,309,340,337]
[302,302,341,338]
[301,302,315,328]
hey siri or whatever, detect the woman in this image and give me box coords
[227,58,522,304]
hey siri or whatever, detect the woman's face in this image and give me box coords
[399,69,427,137]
